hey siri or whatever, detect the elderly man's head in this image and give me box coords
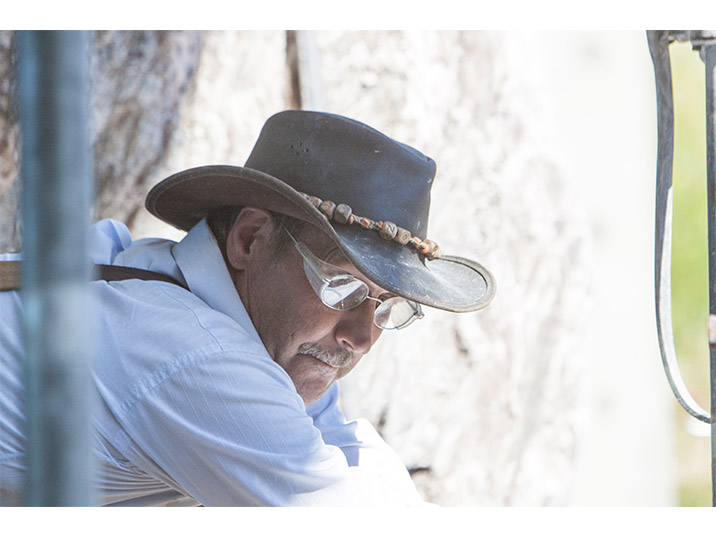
[150,111,496,402]
[209,206,385,404]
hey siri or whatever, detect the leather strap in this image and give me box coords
[0,260,188,291]
[0,260,21,292]
[93,264,188,289]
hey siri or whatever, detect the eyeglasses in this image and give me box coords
[282,227,424,330]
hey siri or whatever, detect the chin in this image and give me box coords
[285,355,339,404]
[297,381,333,405]
[299,391,325,405]
[295,375,336,405]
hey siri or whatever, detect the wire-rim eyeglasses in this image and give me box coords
[281,226,424,330]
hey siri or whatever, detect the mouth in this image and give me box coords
[312,356,339,369]
[296,343,353,370]
[296,352,340,370]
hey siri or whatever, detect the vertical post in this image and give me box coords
[16,30,95,506]
[295,30,324,111]
[702,41,716,507]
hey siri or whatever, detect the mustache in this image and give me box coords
[297,343,354,369]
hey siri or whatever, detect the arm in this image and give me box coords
[306,384,424,503]
[106,345,424,506]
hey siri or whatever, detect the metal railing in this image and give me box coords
[647,29,716,507]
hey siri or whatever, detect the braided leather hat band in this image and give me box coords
[299,192,441,261]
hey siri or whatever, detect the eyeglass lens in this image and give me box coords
[374,296,421,330]
[320,275,368,310]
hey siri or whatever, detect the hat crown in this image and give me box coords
[144,110,495,313]
[244,110,436,237]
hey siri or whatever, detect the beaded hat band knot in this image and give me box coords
[298,192,442,261]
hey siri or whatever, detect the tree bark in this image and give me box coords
[0,30,202,251]
[0,31,20,252]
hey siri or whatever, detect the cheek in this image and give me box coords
[289,304,341,349]
[269,290,340,359]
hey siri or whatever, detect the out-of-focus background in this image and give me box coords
[0,30,712,506]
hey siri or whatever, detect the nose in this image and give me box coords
[334,300,380,356]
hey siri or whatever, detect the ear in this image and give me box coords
[225,207,274,270]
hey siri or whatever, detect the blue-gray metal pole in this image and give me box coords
[16,30,95,506]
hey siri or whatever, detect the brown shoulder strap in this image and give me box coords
[0,261,188,291]
[93,264,188,289]
[0,260,21,292]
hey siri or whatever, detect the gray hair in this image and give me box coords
[206,206,311,266]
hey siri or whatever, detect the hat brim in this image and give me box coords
[146,165,495,313]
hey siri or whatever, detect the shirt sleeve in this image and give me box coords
[306,384,424,502]
[111,346,425,507]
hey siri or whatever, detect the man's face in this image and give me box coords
[232,214,384,404]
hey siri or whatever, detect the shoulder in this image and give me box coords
[96,277,265,355]
[93,279,284,410]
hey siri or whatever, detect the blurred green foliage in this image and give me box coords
[669,41,711,507]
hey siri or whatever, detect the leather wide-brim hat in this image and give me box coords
[145,110,495,312]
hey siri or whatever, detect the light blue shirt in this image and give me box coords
[0,219,423,506]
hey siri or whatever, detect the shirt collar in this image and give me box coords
[171,219,262,343]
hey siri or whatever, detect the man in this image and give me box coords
[0,110,495,506]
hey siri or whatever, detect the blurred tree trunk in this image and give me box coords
[0,31,20,252]
[0,30,202,251]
